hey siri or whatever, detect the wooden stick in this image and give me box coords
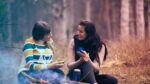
[21,72,89,84]
[21,72,51,84]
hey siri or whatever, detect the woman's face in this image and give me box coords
[42,33,51,41]
[77,25,86,40]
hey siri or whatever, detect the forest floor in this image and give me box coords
[55,38,150,84]
[100,59,150,84]
[99,39,150,84]
[1,38,150,84]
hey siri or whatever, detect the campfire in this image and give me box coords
[21,72,89,84]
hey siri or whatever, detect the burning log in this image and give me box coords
[62,80,89,84]
[21,72,52,84]
[21,72,89,84]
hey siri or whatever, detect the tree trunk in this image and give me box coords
[136,0,145,39]
[110,0,121,40]
[85,0,91,21]
[53,0,67,57]
[120,0,130,40]
[103,0,111,39]
[7,3,12,46]
[129,0,136,38]
[66,0,75,40]
[148,2,150,38]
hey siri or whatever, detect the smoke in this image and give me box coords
[0,47,83,84]
[0,46,66,84]
[0,47,65,84]
[19,69,65,84]
[0,47,22,84]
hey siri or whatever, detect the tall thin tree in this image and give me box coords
[129,0,136,38]
[85,0,91,21]
[148,1,150,38]
[136,0,145,39]
[103,0,111,39]
[121,0,130,40]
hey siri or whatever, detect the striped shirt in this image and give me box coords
[18,38,53,73]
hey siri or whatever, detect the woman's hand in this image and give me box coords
[47,61,64,69]
[77,51,100,72]
[77,51,90,61]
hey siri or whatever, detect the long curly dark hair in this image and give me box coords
[74,20,108,64]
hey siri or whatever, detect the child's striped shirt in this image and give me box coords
[18,38,53,73]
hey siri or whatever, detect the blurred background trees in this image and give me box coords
[0,0,149,54]
[0,0,150,84]
[0,0,150,66]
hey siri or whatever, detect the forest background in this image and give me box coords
[0,0,150,84]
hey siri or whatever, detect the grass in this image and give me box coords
[34,38,150,84]
[100,38,150,84]
[1,40,149,84]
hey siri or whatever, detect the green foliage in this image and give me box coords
[0,0,7,42]
[0,0,5,13]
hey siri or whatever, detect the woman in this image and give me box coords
[67,20,118,84]
[18,21,64,84]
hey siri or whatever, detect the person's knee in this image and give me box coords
[111,76,118,84]
[96,74,118,84]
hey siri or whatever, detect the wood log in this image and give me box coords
[21,72,51,84]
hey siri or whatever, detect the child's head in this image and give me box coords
[32,21,51,41]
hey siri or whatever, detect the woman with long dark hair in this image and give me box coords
[67,20,117,84]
